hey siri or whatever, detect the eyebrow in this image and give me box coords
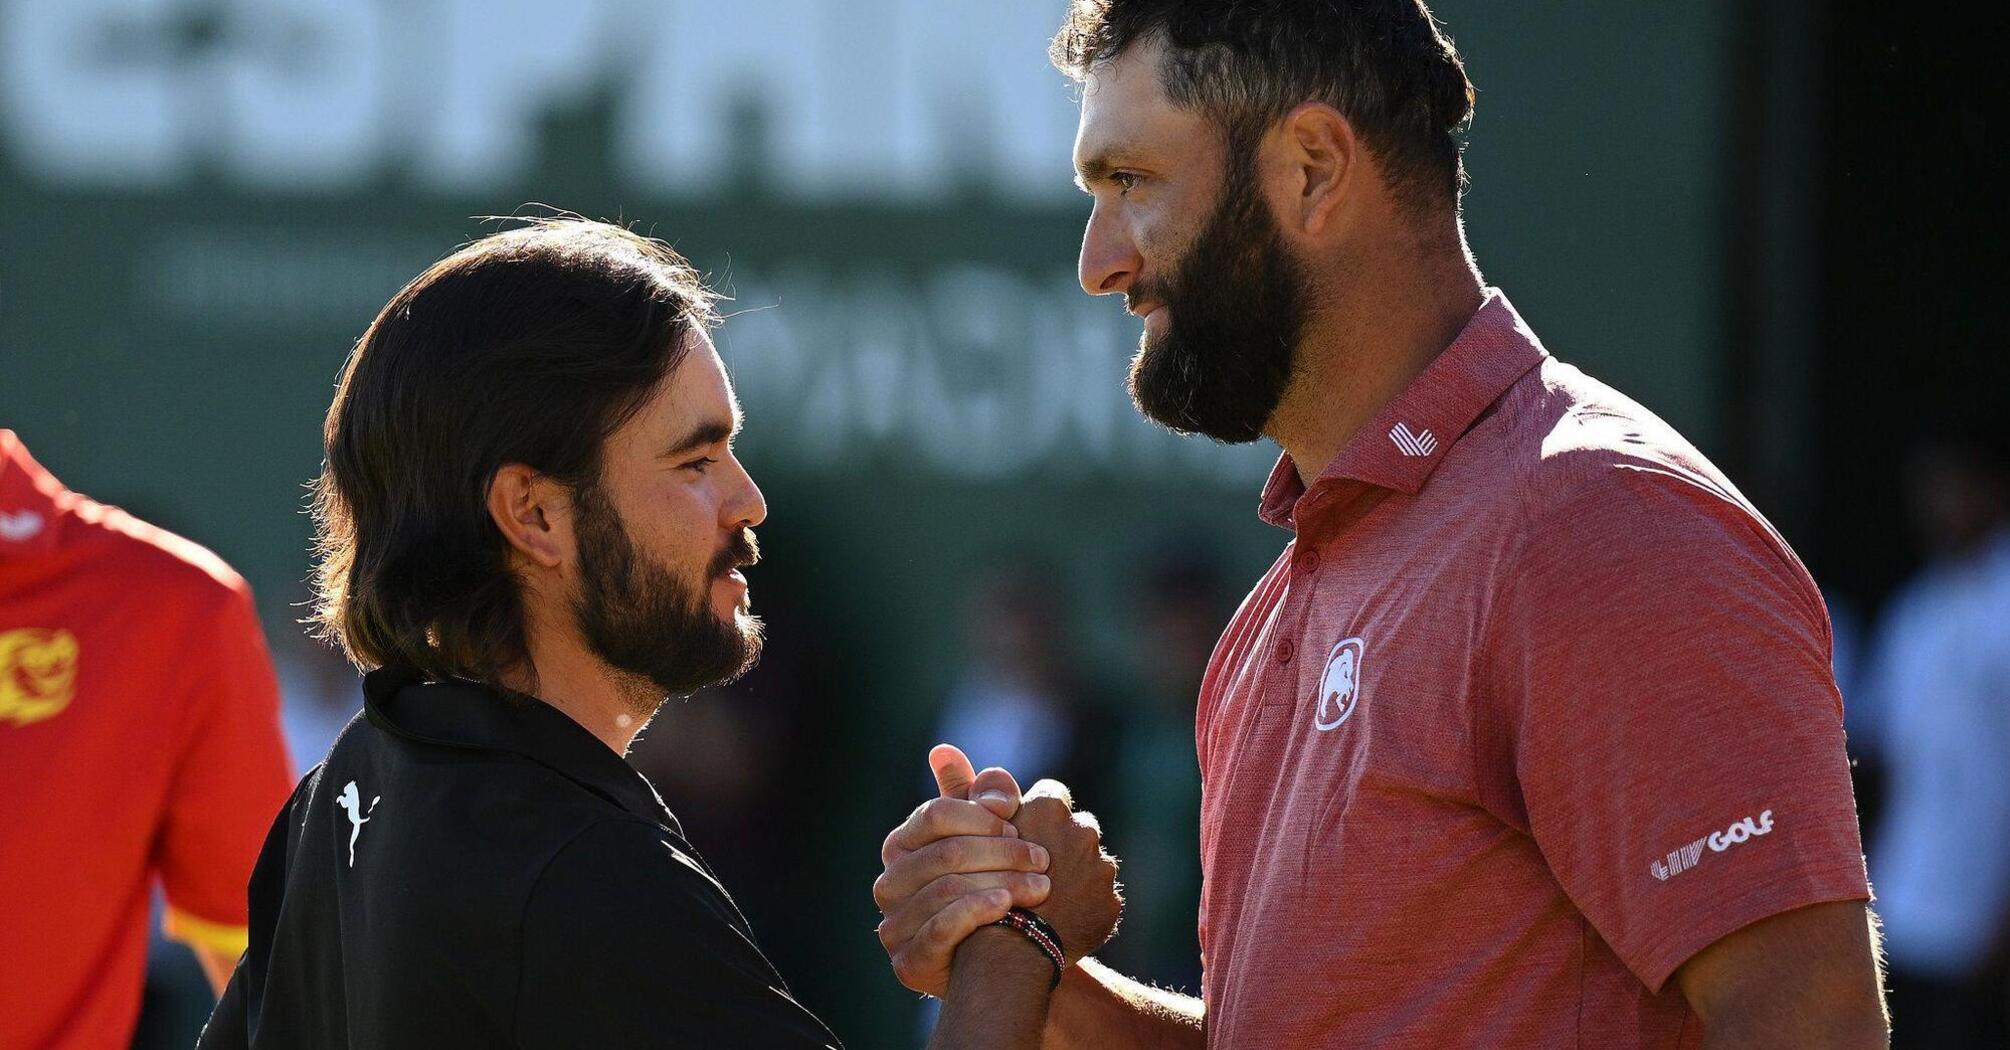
[1072,155,1117,193]
[661,407,743,459]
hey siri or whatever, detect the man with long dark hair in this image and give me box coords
[198,219,1110,1049]
[874,3,1889,1047]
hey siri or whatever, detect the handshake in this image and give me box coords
[872,743,1124,999]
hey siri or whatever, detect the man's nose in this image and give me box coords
[725,457,767,530]
[1078,204,1141,297]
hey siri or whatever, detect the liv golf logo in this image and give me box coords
[1650,809,1776,882]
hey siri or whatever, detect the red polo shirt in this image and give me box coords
[1195,293,1868,1047]
[0,431,293,1050]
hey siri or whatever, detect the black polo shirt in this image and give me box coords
[199,667,841,1049]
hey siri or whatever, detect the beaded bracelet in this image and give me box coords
[990,907,1066,988]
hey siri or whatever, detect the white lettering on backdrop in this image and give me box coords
[136,228,1269,485]
[0,0,1082,199]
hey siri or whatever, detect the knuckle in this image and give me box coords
[921,916,957,948]
[926,873,971,906]
[882,825,911,864]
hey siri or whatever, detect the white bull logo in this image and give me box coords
[1314,637,1365,731]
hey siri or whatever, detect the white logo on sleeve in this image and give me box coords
[337,780,381,868]
[1313,637,1365,731]
[1649,808,1775,882]
[0,509,44,542]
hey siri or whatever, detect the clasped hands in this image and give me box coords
[873,744,1123,997]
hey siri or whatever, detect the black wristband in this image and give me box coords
[1015,909,1064,958]
[990,907,1066,989]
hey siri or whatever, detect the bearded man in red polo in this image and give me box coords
[871,2,1888,1047]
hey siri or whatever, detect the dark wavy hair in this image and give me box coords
[310,218,719,681]
[1051,0,1475,212]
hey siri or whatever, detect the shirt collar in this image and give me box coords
[0,430,70,558]
[362,665,680,832]
[1258,289,1548,529]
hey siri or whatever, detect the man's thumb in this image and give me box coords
[929,743,976,799]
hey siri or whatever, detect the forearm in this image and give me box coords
[928,927,1057,1050]
[1693,962,1887,1050]
[1698,986,1887,1050]
[1701,1012,1887,1050]
[1679,902,1889,1050]
[1041,957,1204,1050]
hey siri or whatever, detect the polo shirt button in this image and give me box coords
[1297,550,1320,576]
[1276,639,1295,664]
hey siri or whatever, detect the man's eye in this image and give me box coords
[1111,172,1140,194]
[681,457,718,473]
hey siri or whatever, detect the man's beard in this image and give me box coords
[570,480,763,707]
[1126,146,1309,444]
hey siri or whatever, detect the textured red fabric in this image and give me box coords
[1194,294,1868,1048]
[0,431,294,1050]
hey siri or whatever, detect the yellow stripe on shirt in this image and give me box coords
[163,905,250,956]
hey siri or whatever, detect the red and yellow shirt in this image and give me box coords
[0,430,293,1050]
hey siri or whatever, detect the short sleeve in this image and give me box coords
[515,821,842,1049]
[1491,466,1869,992]
[156,583,295,953]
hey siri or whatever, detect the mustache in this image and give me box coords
[1124,285,1166,316]
[710,529,760,578]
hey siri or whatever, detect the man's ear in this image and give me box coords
[486,463,569,569]
[1278,101,1358,237]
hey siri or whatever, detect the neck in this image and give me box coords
[1265,220,1485,485]
[498,602,658,755]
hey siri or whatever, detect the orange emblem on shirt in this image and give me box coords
[0,628,80,726]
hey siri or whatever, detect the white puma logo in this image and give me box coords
[336,780,380,868]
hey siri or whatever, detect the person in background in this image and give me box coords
[1865,421,2010,1050]
[1092,544,1227,993]
[934,563,1114,805]
[909,563,1121,1040]
[0,429,293,1050]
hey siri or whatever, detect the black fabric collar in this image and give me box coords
[362,665,679,833]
